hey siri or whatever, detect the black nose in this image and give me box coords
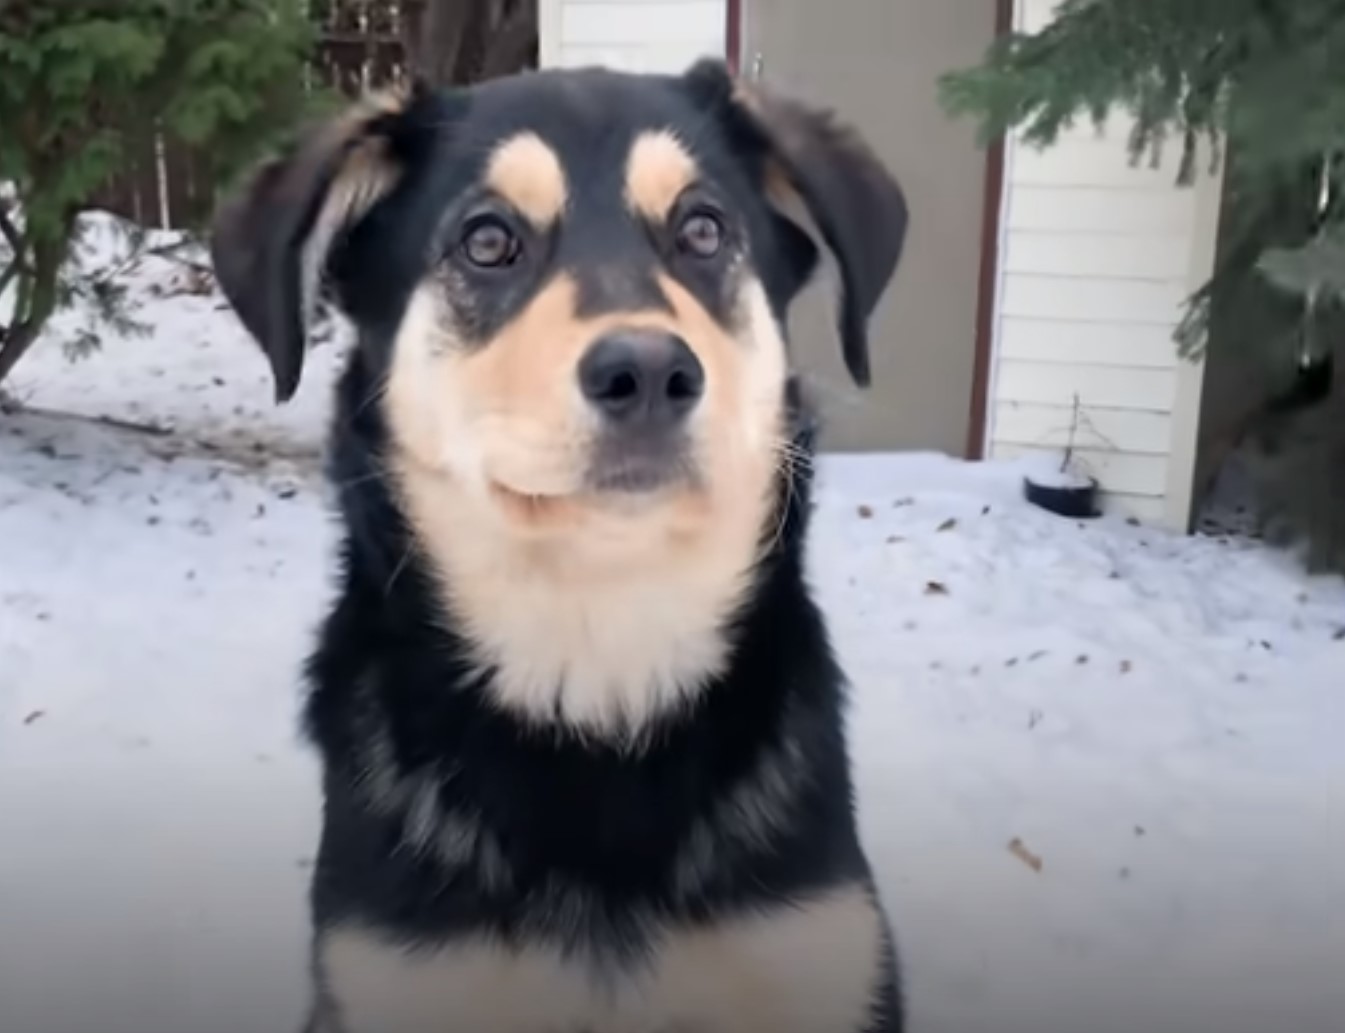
[578,331,705,425]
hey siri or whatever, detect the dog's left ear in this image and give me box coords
[684,59,909,387]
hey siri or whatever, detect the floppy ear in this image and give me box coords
[685,59,908,388]
[209,90,412,402]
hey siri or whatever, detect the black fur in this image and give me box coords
[212,60,908,1032]
[307,371,903,1029]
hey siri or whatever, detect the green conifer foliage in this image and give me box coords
[0,1,318,383]
[941,0,1345,355]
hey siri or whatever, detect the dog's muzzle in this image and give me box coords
[579,329,703,493]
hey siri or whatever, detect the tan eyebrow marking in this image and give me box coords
[625,130,699,222]
[484,132,568,227]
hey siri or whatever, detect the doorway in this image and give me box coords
[738,0,1002,454]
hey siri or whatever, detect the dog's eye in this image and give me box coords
[675,211,724,259]
[461,216,520,269]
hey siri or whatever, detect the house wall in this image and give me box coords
[539,0,726,73]
[985,0,1222,527]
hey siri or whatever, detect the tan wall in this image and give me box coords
[742,0,999,454]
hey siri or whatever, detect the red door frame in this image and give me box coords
[965,0,1014,460]
[724,0,1013,460]
[726,0,742,74]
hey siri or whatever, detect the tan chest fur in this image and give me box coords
[318,884,884,1033]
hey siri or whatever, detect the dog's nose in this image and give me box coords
[578,331,704,425]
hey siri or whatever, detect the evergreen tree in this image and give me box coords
[940,0,1345,358]
[0,0,319,384]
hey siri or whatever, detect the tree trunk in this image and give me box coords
[0,316,43,386]
[0,231,64,386]
[408,0,535,87]
[410,0,479,87]
[478,2,538,82]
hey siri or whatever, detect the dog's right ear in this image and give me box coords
[210,90,416,403]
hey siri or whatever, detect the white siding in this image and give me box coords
[987,0,1221,527]
[540,0,726,74]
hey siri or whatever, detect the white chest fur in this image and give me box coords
[319,885,885,1033]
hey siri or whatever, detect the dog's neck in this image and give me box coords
[392,475,760,740]
[326,358,818,744]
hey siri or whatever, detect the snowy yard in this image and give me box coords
[1,226,1343,1033]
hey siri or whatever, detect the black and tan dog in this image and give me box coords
[211,58,908,1033]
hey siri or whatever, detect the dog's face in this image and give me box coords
[373,94,798,541]
[211,62,906,731]
[212,62,905,546]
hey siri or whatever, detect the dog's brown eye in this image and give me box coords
[676,211,724,258]
[461,217,520,268]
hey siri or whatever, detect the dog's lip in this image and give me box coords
[586,462,680,494]
[490,479,565,502]
[486,471,678,523]
[488,479,571,509]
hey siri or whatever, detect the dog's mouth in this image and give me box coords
[488,479,572,517]
[585,433,698,496]
[488,438,698,517]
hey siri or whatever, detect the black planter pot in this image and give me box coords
[1023,474,1101,519]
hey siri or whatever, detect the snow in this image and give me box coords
[2,216,1343,1033]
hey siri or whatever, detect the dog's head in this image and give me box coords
[213,61,906,730]
[212,61,905,543]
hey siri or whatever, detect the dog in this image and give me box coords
[210,57,908,1033]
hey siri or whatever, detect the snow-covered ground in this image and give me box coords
[1,219,1343,1033]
